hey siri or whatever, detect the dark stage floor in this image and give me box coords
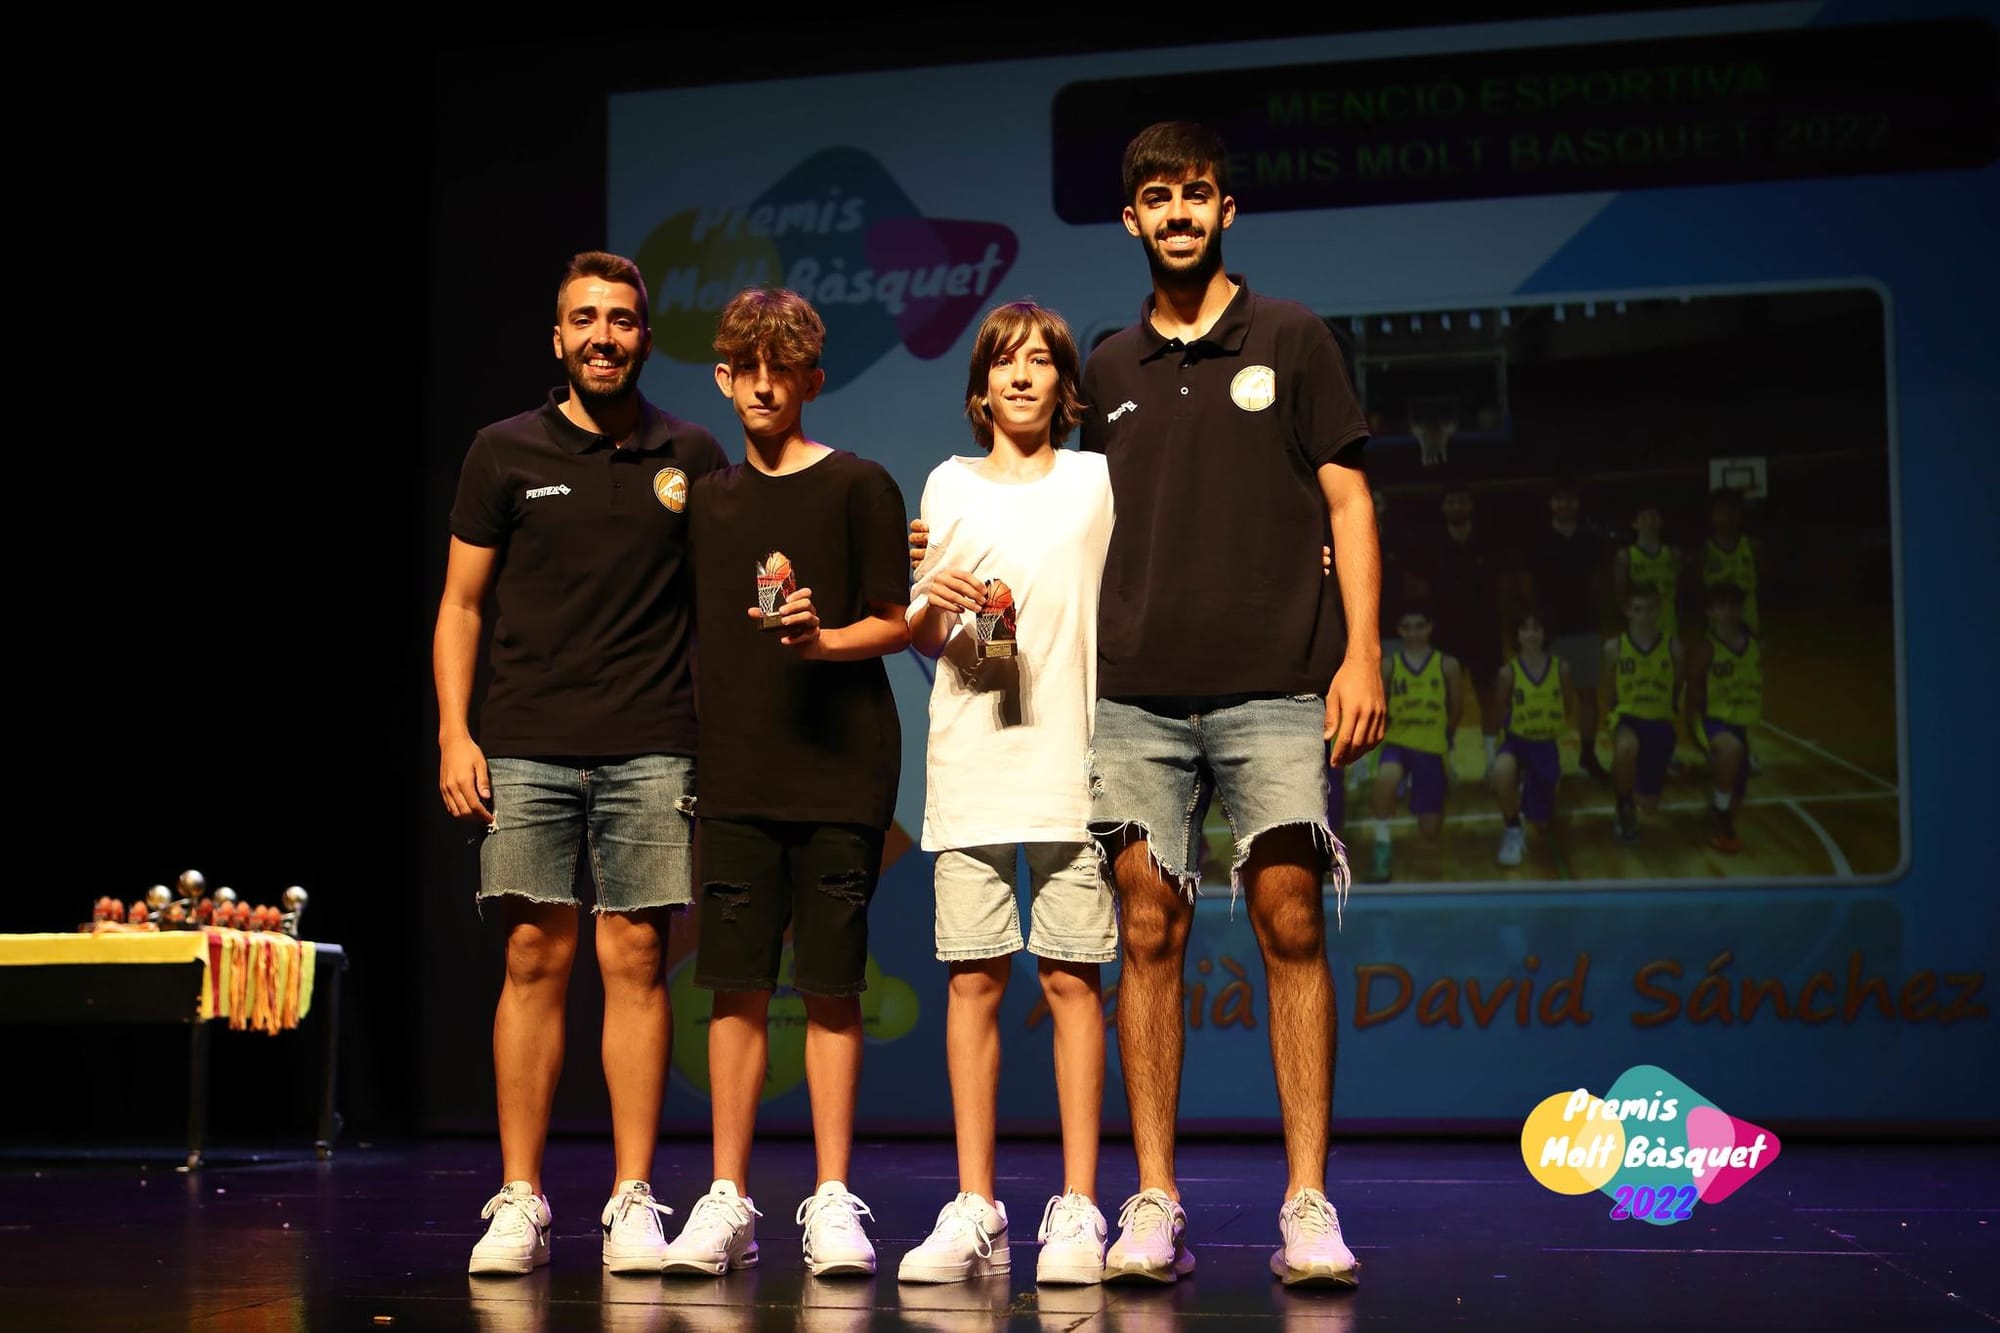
[3,1137,1995,1331]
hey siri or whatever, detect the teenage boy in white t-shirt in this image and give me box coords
[898,301,1119,1289]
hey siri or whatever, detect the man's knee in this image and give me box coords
[596,913,667,988]
[504,916,577,985]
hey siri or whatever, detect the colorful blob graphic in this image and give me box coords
[636,148,1019,385]
[1520,1063,1780,1225]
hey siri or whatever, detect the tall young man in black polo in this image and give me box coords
[434,251,728,1275]
[1081,121,1386,1289]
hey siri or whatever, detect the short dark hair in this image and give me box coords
[557,251,649,330]
[1122,121,1230,205]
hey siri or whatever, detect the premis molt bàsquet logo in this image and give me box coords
[637,148,1019,385]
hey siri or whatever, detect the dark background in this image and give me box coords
[25,1,1792,1150]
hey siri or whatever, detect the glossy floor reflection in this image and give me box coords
[3,1137,1995,1330]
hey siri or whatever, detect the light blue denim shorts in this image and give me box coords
[933,842,1116,964]
[478,754,696,913]
[1088,694,1346,900]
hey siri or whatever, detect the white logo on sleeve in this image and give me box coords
[525,484,572,499]
[1231,366,1276,412]
[1106,401,1139,421]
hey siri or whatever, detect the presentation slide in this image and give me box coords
[606,0,1997,1128]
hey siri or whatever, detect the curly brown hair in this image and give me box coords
[713,287,825,369]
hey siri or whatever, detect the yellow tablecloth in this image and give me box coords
[0,930,317,1033]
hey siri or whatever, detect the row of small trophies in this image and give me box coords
[87,870,310,939]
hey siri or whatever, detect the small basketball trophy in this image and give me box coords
[756,551,797,631]
[974,579,1017,662]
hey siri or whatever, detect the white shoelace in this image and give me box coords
[1284,1188,1339,1237]
[480,1188,540,1236]
[797,1188,875,1237]
[1038,1193,1100,1245]
[603,1183,674,1230]
[1115,1190,1180,1241]
[688,1189,762,1233]
[930,1194,998,1257]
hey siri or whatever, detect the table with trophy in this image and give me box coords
[0,869,346,1168]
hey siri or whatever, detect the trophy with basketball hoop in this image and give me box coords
[973,579,1017,663]
[756,551,797,631]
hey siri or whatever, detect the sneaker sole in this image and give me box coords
[1035,1260,1105,1286]
[660,1245,758,1276]
[1104,1250,1196,1284]
[805,1257,877,1277]
[468,1247,548,1276]
[603,1248,667,1275]
[897,1253,1011,1283]
[1271,1250,1359,1288]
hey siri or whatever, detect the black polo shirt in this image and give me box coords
[1081,278,1368,698]
[449,388,729,758]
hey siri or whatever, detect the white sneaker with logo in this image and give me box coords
[468,1181,552,1275]
[797,1180,878,1276]
[897,1191,1009,1283]
[1103,1188,1194,1283]
[660,1179,762,1275]
[1496,824,1527,867]
[600,1180,673,1273]
[1269,1187,1359,1287]
[1034,1191,1107,1285]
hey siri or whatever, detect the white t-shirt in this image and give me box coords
[909,449,1115,851]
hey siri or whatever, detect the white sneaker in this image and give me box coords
[1269,1187,1359,1287]
[897,1191,1009,1283]
[468,1181,551,1275]
[797,1180,878,1276]
[1496,824,1526,867]
[600,1180,673,1273]
[1034,1191,1107,1285]
[661,1179,761,1275]
[1104,1188,1194,1283]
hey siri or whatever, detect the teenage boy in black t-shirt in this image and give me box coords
[435,251,728,1276]
[659,287,910,1281]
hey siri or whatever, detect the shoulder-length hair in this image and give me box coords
[963,301,1087,451]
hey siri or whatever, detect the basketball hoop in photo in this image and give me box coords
[1408,394,1460,468]
[1707,455,1769,501]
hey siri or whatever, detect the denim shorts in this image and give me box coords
[693,818,884,998]
[1088,693,1347,902]
[933,843,1116,965]
[478,755,696,912]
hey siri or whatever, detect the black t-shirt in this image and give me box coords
[1081,279,1369,698]
[689,450,908,828]
[1528,524,1604,637]
[449,390,728,758]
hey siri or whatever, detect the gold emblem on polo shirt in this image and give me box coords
[654,467,689,512]
[1231,365,1276,413]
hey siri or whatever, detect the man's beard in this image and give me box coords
[568,347,640,404]
[1142,230,1223,290]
